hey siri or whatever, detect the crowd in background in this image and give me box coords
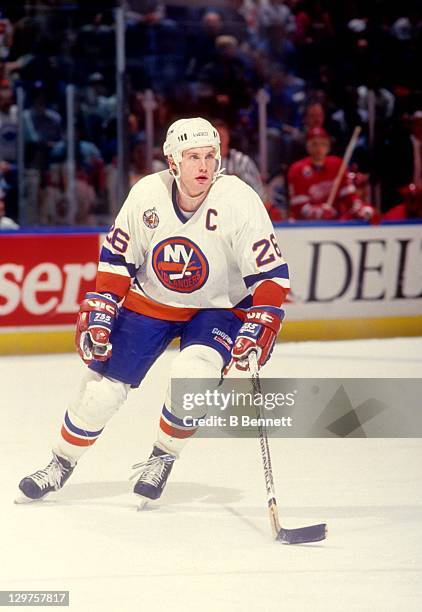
[0,0,421,228]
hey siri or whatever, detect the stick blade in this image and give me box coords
[277,523,327,545]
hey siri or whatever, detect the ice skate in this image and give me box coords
[16,452,76,503]
[131,446,176,507]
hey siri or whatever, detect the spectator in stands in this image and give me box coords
[381,109,422,210]
[40,163,98,226]
[330,86,367,147]
[0,10,14,61]
[23,85,63,148]
[22,84,64,224]
[186,10,225,79]
[287,127,375,221]
[265,65,304,131]
[383,183,422,220]
[41,119,106,225]
[290,100,340,163]
[214,118,266,200]
[222,0,249,44]
[265,171,289,221]
[0,185,19,229]
[50,119,105,195]
[79,72,116,144]
[198,35,254,123]
[75,11,115,83]
[405,110,422,189]
[0,81,18,219]
[290,0,335,83]
[125,1,186,93]
[255,0,297,70]
[261,65,304,173]
[257,0,296,35]
[128,131,166,187]
[1,0,419,228]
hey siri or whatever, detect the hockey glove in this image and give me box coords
[231,307,284,371]
[75,292,119,365]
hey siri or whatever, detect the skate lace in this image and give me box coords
[130,454,175,487]
[30,457,65,491]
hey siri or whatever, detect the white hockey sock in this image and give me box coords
[155,403,203,458]
[53,409,105,462]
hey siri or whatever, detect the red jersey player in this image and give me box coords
[287,127,375,221]
[383,183,422,220]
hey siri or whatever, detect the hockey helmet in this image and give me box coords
[163,117,221,167]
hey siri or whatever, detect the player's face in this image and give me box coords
[307,137,330,163]
[178,146,217,196]
[305,104,324,128]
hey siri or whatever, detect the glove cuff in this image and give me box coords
[245,306,284,334]
[85,291,119,306]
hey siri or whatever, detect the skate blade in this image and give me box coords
[14,490,41,504]
[136,498,150,512]
[136,499,150,512]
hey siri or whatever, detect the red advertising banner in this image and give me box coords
[0,233,99,328]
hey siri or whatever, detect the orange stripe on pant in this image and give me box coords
[61,426,98,447]
[159,417,197,439]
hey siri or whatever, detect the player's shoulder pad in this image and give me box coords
[125,170,170,207]
[130,170,169,192]
[213,174,265,219]
[214,174,260,198]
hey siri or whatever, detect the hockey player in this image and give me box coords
[17,117,290,504]
[287,127,375,221]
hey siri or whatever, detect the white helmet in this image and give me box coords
[163,117,221,181]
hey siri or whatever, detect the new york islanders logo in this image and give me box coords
[152,237,209,293]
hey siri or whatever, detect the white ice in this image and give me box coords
[1,337,422,611]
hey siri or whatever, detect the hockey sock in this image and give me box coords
[156,404,204,457]
[53,409,105,462]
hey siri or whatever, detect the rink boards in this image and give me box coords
[0,222,421,354]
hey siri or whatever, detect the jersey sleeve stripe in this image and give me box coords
[252,278,290,293]
[100,246,138,277]
[243,263,290,289]
[96,271,131,298]
[98,262,131,277]
[248,276,290,295]
[252,279,289,307]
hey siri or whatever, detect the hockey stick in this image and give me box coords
[325,125,361,209]
[248,352,327,544]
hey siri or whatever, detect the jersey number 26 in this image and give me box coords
[253,233,282,267]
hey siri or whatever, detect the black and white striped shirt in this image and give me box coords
[222,149,266,201]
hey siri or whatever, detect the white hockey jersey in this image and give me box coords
[97,170,289,320]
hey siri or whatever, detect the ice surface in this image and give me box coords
[1,338,422,611]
